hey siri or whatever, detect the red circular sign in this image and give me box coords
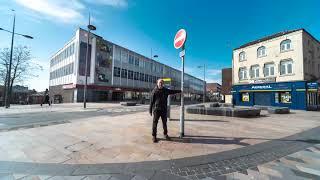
[174,29,187,49]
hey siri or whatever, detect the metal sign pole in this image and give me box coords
[180,47,185,138]
[167,95,171,121]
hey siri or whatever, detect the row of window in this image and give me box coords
[241,92,291,104]
[239,59,293,80]
[51,43,75,66]
[114,48,165,74]
[113,67,161,83]
[239,39,292,61]
[50,63,74,80]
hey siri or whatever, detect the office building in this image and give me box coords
[49,28,205,103]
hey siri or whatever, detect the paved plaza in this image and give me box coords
[0,103,320,179]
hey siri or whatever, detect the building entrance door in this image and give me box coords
[254,92,272,106]
[112,92,124,101]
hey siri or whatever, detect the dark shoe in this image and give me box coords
[164,135,171,141]
[152,136,158,143]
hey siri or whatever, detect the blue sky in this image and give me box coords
[0,0,319,91]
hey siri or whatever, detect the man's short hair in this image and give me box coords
[157,79,164,83]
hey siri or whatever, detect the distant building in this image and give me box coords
[221,68,232,95]
[206,83,221,101]
[49,28,205,103]
[232,29,320,110]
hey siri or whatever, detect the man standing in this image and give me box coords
[149,79,181,143]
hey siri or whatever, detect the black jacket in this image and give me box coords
[149,86,181,113]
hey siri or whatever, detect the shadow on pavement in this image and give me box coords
[169,119,229,123]
[158,136,251,146]
[174,135,320,145]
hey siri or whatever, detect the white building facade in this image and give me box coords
[232,29,320,110]
[49,28,205,103]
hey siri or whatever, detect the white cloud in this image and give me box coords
[14,0,128,25]
[14,0,85,24]
[85,0,128,8]
[207,69,221,76]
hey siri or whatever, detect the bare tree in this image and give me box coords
[0,46,43,102]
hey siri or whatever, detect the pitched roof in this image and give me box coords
[234,29,303,50]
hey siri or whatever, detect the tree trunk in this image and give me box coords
[3,73,7,104]
[8,77,14,105]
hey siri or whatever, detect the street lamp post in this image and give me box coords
[1,10,33,108]
[197,64,206,104]
[83,13,96,109]
[150,48,158,87]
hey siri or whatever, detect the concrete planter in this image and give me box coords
[186,105,261,117]
[267,107,290,114]
[120,102,137,106]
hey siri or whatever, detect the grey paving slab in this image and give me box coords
[82,175,112,180]
[47,176,87,180]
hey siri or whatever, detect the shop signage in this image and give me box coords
[251,85,272,90]
[307,82,318,89]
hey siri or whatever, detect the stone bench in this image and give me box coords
[186,106,261,117]
[267,107,290,114]
[120,102,137,106]
[209,103,234,108]
[253,105,290,114]
[253,105,270,110]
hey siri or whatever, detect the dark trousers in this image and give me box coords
[41,96,51,106]
[152,110,168,137]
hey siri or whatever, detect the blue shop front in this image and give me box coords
[232,81,320,110]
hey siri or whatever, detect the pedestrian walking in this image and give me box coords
[41,88,51,106]
[149,79,181,143]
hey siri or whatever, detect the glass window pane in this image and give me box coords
[270,66,274,76]
[287,63,292,74]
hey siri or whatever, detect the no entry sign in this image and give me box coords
[174,29,187,49]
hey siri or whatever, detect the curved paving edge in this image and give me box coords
[0,126,319,180]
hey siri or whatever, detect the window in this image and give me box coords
[79,42,91,76]
[121,50,128,63]
[114,47,121,62]
[280,39,292,52]
[250,65,259,78]
[280,92,291,103]
[134,57,139,66]
[242,92,250,102]
[257,46,266,58]
[139,59,144,68]
[280,59,293,75]
[145,74,149,82]
[239,67,247,80]
[239,51,246,61]
[70,43,74,55]
[128,70,133,79]
[275,92,279,103]
[113,67,120,77]
[140,73,144,81]
[129,54,134,64]
[121,68,127,78]
[134,72,139,80]
[264,63,275,77]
